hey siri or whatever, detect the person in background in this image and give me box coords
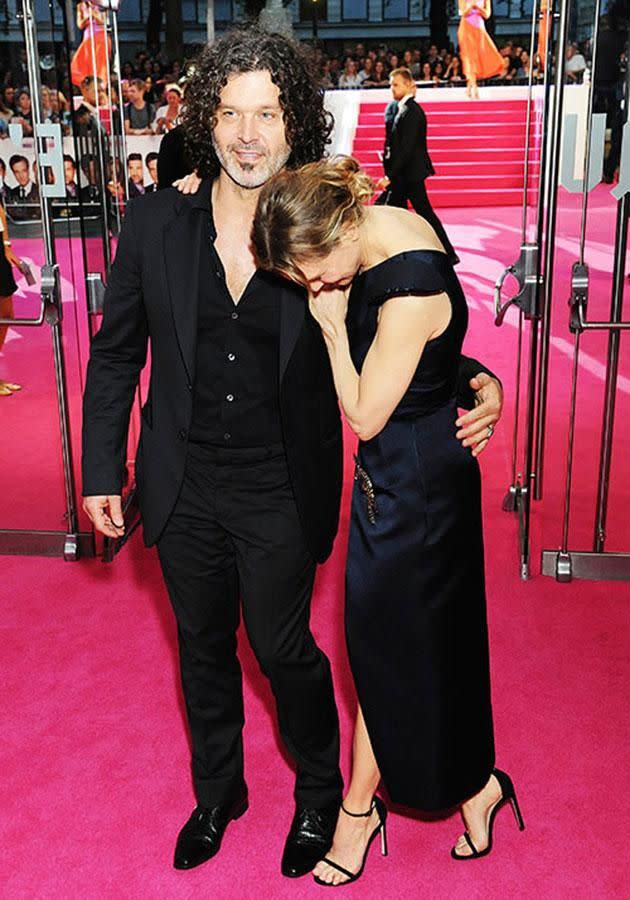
[565,43,587,82]
[458,0,504,99]
[124,78,154,135]
[0,92,13,131]
[433,61,446,82]
[338,58,363,89]
[2,86,16,114]
[40,85,53,122]
[358,58,375,84]
[154,83,182,134]
[445,55,465,83]
[419,61,435,84]
[49,89,71,133]
[143,74,159,105]
[78,75,104,118]
[70,0,111,88]
[0,198,23,396]
[363,60,389,87]
[377,68,458,265]
[12,90,34,137]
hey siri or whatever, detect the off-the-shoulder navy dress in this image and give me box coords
[345,250,495,810]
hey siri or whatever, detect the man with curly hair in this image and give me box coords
[82,27,503,879]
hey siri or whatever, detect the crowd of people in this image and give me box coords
[0,33,591,146]
[315,39,589,89]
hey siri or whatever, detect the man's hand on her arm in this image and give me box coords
[83,495,125,539]
[455,372,503,458]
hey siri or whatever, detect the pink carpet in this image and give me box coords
[2,185,629,897]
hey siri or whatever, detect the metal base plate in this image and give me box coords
[0,530,95,559]
[541,550,630,582]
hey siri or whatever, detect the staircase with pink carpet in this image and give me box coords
[353,95,540,208]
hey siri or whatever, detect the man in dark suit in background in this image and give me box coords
[378,67,459,264]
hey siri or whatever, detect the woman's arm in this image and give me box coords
[312,289,451,442]
[0,202,21,268]
[76,2,89,29]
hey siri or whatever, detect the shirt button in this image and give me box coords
[231,311,239,320]
[178,428,187,441]
[226,394,234,402]
[224,432,231,441]
[227,353,236,362]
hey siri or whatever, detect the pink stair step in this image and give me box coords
[357,111,529,126]
[426,187,538,207]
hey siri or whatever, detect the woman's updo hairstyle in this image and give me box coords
[252,156,374,283]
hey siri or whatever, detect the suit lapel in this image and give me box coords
[162,193,208,384]
[279,283,306,384]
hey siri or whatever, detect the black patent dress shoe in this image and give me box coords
[173,789,249,870]
[281,802,339,878]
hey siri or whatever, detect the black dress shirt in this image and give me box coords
[189,210,282,447]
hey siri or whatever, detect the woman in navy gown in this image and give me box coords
[252,157,524,885]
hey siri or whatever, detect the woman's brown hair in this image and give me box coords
[252,156,374,284]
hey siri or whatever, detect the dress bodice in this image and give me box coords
[346,250,468,419]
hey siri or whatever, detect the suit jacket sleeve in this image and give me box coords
[456,355,501,410]
[82,199,149,495]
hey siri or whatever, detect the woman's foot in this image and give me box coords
[312,802,381,886]
[0,380,21,395]
[452,773,503,857]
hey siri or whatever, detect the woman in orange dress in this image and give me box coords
[458,0,504,98]
[537,0,550,76]
[70,1,111,88]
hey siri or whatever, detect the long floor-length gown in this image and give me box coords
[345,250,495,811]
[458,2,504,82]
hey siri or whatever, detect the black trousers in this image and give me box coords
[388,178,459,264]
[156,442,342,810]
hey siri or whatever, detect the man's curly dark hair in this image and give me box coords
[181,28,333,179]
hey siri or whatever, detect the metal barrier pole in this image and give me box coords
[21,0,81,560]
[593,171,630,552]
[532,0,571,501]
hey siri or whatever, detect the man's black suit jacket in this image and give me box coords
[82,180,344,561]
[386,97,435,183]
[82,179,491,562]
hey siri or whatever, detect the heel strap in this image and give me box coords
[341,799,375,818]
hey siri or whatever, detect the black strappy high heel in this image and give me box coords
[451,768,525,860]
[313,796,388,886]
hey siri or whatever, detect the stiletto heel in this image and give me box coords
[509,794,525,831]
[313,796,388,886]
[451,769,524,861]
[379,816,388,857]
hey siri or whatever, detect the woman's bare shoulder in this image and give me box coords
[369,205,446,255]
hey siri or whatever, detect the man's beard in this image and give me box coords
[212,137,291,189]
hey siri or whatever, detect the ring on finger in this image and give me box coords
[486,424,495,438]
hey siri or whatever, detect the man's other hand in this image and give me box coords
[455,373,503,458]
[83,495,125,538]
